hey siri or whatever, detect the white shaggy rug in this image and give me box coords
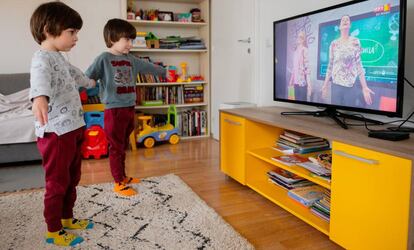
[0,174,254,250]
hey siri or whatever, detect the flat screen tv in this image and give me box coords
[274,0,406,129]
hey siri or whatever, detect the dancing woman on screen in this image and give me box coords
[322,15,374,106]
[289,31,312,101]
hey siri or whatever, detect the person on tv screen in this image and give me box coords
[288,31,312,101]
[322,15,374,107]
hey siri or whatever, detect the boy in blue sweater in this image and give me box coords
[86,19,166,196]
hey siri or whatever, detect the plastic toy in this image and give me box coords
[136,106,180,148]
[81,125,108,159]
[79,88,88,104]
[84,111,104,128]
[167,65,178,82]
[177,62,191,82]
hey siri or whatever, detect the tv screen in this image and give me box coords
[274,0,406,119]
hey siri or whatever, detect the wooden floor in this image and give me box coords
[80,138,342,250]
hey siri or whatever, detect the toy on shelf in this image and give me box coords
[167,66,178,82]
[177,62,191,82]
[190,8,203,22]
[190,75,204,82]
[81,125,108,159]
[145,32,160,49]
[133,32,147,48]
[136,106,180,148]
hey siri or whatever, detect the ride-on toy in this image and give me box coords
[136,117,180,148]
[136,106,180,148]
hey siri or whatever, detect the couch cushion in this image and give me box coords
[0,73,30,95]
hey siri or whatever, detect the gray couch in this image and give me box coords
[0,73,41,164]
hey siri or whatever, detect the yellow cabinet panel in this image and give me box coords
[220,113,246,184]
[330,141,411,250]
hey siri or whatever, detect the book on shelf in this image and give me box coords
[310,206,330,221]
[297,162,331,176]
[267,169,305,184]
[277,138,330,150]
[271,145,295,154]
[287,185,326,207]
[276,141,330,154]
[283,130,319,140]
[271,155,309,166]
[308,152,332,169]
[268,177,313,190]
[141,100,163,106]
[279,134,326,145]
[178,110,207,137]
[309,173,331,183]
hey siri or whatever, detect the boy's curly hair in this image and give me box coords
[104,19,136,48]
[30,2,83,45]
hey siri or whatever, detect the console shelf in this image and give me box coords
[247,147,331,190]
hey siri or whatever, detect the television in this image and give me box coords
[274,0,406,129]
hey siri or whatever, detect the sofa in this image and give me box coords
[0,73,41,164]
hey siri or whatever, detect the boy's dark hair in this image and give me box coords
[103,19,136,48]
[30,1,83,45]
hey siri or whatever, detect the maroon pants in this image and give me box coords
[104,107,135,182]
[37,127,84,232]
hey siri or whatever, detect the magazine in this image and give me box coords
[271,155,309,166]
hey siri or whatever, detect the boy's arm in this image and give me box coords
[69,64,96,89]
[133,57,167,76]
[30,55,52,126]
[85,55,104,85]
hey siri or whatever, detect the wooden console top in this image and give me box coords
[221,106,414,160]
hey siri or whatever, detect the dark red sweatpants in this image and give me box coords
[37,127,84,232]
[104,106,135,183]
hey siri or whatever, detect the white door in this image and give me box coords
[211,0,256,140]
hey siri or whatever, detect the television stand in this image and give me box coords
[281,108,384,129]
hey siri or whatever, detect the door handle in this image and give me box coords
[333,150,379,165]
[224,118,241,126]
[237,37,251,43]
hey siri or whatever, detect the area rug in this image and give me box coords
[0,174,254,249]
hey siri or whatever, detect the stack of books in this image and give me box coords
[287,185,326,207]
[274,130,330,154]
[310,189,331,221]
[267,169,313,190]
[159,36,206,50]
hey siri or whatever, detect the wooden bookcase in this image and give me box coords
[220,106,414,250]
[121,0,210,140]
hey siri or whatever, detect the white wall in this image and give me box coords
[257,0,414,120]
[0,0,123,74]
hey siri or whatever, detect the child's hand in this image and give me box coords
[90,79,96,88]
[32,96,49,126]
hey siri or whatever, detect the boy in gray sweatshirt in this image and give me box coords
[86,18,166,196]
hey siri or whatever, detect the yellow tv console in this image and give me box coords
[220,106,414,250]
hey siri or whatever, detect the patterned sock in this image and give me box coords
[62,218,94,230]
[45,229,83,246]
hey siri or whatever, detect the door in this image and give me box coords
[211,0,256,139]
[220,113,246,185]
[330,142,411,250]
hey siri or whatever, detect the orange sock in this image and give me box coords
[123,176,140,184]
[114,182,137,196]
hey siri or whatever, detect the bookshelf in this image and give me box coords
[220,107,414,250]
[122,0,210,140]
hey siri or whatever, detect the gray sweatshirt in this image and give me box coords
[30,50,94,136]
[85,52,166,109]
